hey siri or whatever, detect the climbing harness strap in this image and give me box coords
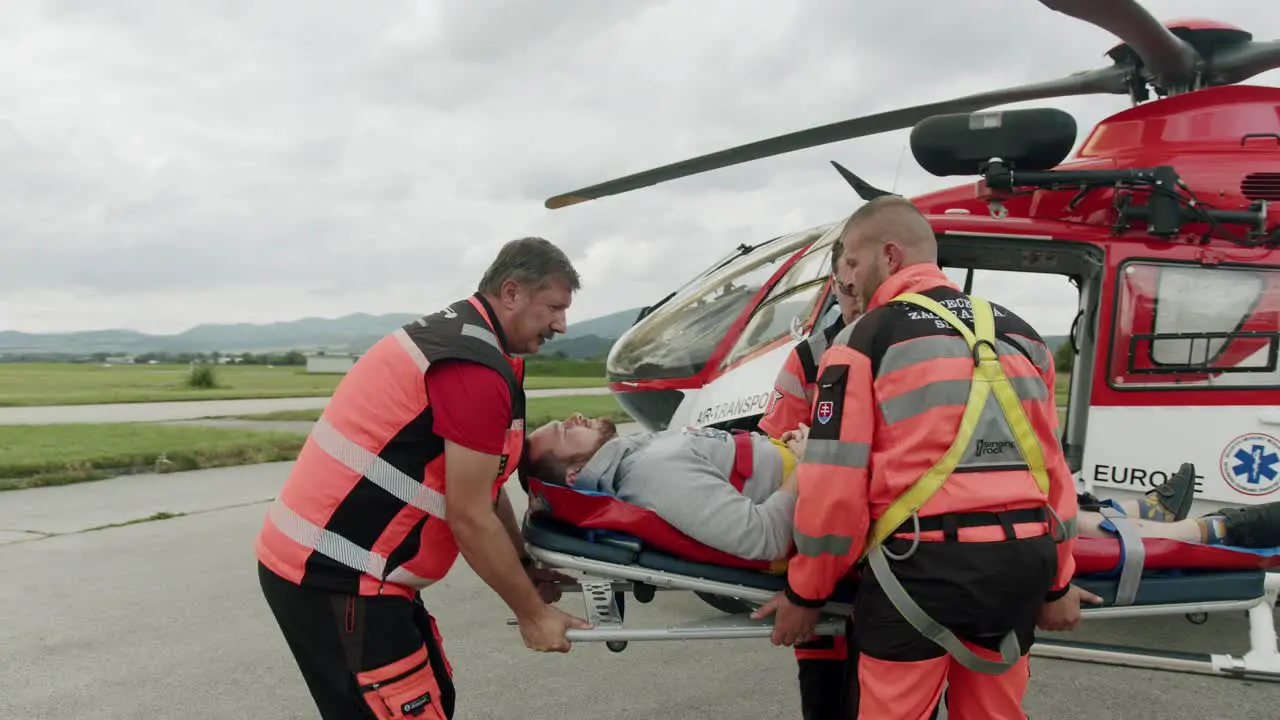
[863,292,1057,676]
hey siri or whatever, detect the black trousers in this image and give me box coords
[258,563,456,720]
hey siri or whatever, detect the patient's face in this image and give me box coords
[526,413,618,467]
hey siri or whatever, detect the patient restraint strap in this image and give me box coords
[863,292,1054,676]
[727,430,754,493]
[1099,506,1145,606]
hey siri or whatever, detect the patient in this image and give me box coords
[521,414,809,562]
[522,414,1280,564]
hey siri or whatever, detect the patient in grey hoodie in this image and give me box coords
[525,416,808,563]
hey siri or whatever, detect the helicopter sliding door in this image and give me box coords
[1081,259,1280,514]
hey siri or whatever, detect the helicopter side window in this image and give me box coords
[1108,260,1280,390]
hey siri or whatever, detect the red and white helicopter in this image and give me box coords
[546,1,1280,519]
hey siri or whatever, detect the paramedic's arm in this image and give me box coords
[757,348,812,438]
[784,343,875,606]
[428,361,543,621]
[1038,342,1080,602]
[493,487,527,560]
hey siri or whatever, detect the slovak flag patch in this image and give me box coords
[817,401,834,425]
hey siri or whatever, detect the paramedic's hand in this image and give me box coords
[518,604,593,653]
[527,566,573,603]
[751,592,820,647]
[1036,584,1103,632]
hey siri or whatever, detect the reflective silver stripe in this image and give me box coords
[805,329,831,361]
[1007,333,1053,377]
[879,335,1042,378]
[879,375,1048,426]
[868,545,1022,675]
[268,499,388,578]
[392,327,430,374]
[385,565,438,589]
[775,370,808,400]
[309,417,448,520]
[804,438,870,468]
[793,529,853,558]
[1100,506,1145,606]
[462,323,502,352]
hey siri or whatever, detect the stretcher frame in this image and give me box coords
[520,516,1280,682]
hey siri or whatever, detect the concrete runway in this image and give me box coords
[1,462,1276,719]
[0,386,611,425]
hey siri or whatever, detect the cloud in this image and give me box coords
[0,0,1276,336]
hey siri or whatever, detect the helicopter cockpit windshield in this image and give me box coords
[607,225,836,382]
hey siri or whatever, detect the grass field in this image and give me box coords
[236,393,633,427]
[0,362,605,407]
[0,423,306,491]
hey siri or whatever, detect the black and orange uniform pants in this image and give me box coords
[259,563,455,720]
[793,580,944,720]
[854,527,1058,720]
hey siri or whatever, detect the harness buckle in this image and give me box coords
[971,337,998,366]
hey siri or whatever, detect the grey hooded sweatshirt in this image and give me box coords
[569,426,797,561]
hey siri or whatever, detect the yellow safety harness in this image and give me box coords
[862,292,1064,675]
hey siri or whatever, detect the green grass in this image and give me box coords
[0,423,306,491]
[236,393,633,427]
[0,362,605,407]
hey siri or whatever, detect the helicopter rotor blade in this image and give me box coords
[544,66,1129,209]
[1036,0,1199,88]
[1210,39,1280,86]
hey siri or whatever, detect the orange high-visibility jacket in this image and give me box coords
[784,263,1078,606]
[255,294,526,599]
[758,314,848,438]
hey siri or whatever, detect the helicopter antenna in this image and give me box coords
[891,143,908,193]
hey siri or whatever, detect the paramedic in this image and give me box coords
[752,195,1082,720]
[255,236,593,720]
[757,234,868,720]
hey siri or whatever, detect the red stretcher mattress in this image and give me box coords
[525,478,1280,576]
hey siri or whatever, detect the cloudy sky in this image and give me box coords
[3,0,1276,336]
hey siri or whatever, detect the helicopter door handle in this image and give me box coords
[1258,410,1280,427]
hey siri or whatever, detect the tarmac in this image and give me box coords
[1,454,1276,719]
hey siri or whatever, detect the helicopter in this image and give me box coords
[544,0,1280,519]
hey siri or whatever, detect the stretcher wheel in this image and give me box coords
[633,582,656,603]
[1185,612,1208,625]
[607,641,628,653]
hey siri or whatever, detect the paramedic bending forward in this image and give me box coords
[753,196,1082,720]
[255,237,591,720]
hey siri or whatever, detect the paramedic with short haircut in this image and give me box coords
[752,196,1082,720]
[255,237,592,720]
[758,235,873,720]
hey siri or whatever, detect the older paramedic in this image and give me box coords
[522,416,811,562]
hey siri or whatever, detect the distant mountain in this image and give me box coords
[0,307,645,359]
[0,306,1069,363]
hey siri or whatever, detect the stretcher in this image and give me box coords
[519,478,1280,682]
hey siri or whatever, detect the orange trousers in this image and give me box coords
[851,530,1057,720]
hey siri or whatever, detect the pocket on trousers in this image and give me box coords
[356,645,447,719]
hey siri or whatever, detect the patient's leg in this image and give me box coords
[1077,510,1205,543]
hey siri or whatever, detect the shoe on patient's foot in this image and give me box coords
[1135,463,1196,523]
[1211,502,1280,548]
